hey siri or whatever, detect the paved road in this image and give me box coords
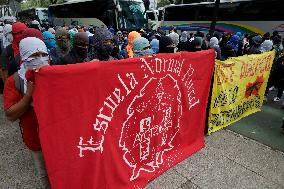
[228,90,284,152]
[0,96,283,189]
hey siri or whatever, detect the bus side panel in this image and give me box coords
[52,18,107,28]
[160,21,284,36]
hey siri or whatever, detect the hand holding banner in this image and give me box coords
[208,51,275,134]
[33,51,215,189]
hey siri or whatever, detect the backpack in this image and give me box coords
[13,72,25,95]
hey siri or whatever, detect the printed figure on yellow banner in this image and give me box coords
[208,51,275,134]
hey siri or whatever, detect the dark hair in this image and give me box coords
[263,32,270,40]
[196,31,204,38]
[273,31,279,37]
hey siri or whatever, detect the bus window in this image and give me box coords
[164,6,197,21]
[218,3,240,21]
[36,9,48,22]
[119,1,146,29]
[238,1,284,21]
[49,0,146,30]
[146,11,155,20]
[158,9,163,21]
[197,4,214,21]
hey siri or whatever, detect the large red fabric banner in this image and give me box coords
[33,50,215,189]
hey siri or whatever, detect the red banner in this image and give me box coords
[33,50,215,189]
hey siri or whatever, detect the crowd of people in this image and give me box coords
[0,19,283,188]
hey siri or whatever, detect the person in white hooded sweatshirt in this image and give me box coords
[3,37,51,189]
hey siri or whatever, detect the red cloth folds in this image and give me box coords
[33,50,215,189]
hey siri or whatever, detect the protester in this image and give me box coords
[91,28,115,61]
[29,20,41,31]
[248,35,262,55]
[12,22,28,57]
[22,28,44,40]
[260,39,273,53]
[227,34,240,54]
[168,30,179,49]
[262,32,270,41]
[196,31,208,50]
[150,38,159,54]
[191,37,203,52]
[68,30,76,48]
[43,31,57,51]
[271,56,284,102]
[273,36,283,61]
[61,32,89,64]
[178,31,188,51]
[282,117,284,134]
[3,37,50,188]
[0,24,12,84]
[159,36,175,53]
[209,37,222,60]
[127,31,141,58]
[2,24,13,49]
[132,37,153,57]
[48,27,56,35]
[116,30,128,59]
[50,28,71,65]
[8,28,44,76]
[0,26,3,52]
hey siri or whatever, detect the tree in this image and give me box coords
[20,0,64,9]
[50,0,57,4]
[157,0,172,7]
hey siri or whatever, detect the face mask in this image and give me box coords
[75,46,88,59]
[135,49,153,57]
[57,39,70,51]
[162,47,175,53]
[24,56,49,70]
[99,44,114,59]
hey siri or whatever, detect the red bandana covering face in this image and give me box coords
[12,22,28,57]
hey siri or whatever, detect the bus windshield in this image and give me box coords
[118,0,146,29]
[48,0,146,30]
[37,9,48,22]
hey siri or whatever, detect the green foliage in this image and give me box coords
[157,0,172,7]
[21,0,64,9]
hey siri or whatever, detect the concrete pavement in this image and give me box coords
[0,96,283,189]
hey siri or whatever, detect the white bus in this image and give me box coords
[17,8,48,26]
[48,0,147,30]
[161,0,284,35]
[146,7,163,30]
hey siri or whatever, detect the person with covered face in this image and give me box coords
[3,37,51,189]
[8,28,44,76]
[2,22,28,78]
[0,24,13,84]
[150,38,159,54]
[209,37,223,60]
[132,37,153,57]
[115,31,128,59]
[43,31,57,52]
[61,32,89,64]
[127,31,141,58]
[91,28,115,61]
[159,36,176,53]
[50,28,71,65]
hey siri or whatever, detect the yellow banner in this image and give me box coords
[208,51,275,134]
